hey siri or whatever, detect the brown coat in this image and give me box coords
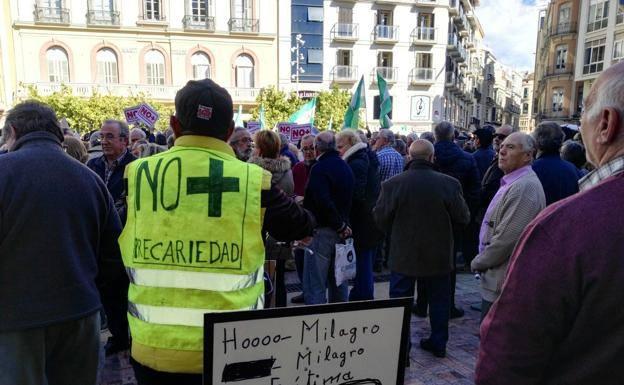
[373,160,470,277]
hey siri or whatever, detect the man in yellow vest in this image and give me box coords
[119,79,315,384]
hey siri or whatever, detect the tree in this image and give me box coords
[25,85,174,133]
[315,86,351,131]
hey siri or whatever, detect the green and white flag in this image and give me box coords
[327,116,333,131]
[288,98,316,125]
[259,105,267,129]
[342,76,366,130]
[376,71,393,128]
[234,105,244,128]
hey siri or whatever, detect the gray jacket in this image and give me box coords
[471,168,546,302]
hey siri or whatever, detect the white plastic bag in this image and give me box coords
[335,238,357,286]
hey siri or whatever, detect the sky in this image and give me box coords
[475,0,549,72]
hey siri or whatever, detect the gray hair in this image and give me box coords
[228,127,250,144]
[378,129,395,145]
[103,119,129,138]
[393,138,406,154]
[420,131,435,144]
[130,127,146,139]
[532,122,564,154]
[585,66,624,127]
[357,130,368,144]
[434,121,455,142]
[300,133,316,144]
[315,131,336,153]
[4,100,64,142]
[517,133,536,155]
[139,143,166,158]
[89,131,101,147]
[335,130,361,147]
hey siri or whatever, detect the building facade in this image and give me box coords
[1,0,278,113]
[519,72,535,133]
[533,0,581,125]
[575,0,624,110]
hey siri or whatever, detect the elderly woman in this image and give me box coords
[335,130,382,300]
[249,130,294,195]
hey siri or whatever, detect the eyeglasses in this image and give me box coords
[494,134,508,140]
[102,133,123,141]
[302,146,315,152]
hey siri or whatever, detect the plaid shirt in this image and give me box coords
[377,146,404,182]
[579,155,624,192]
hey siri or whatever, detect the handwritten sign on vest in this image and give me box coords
[204,298,411,385]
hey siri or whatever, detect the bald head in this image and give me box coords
[409,139,435,162]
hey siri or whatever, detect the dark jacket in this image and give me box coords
[0,132,122,332]
[479,156,505,222]
[476,172,624,385]
[434,140,481,215]
[532,153,580,205]
[473,146,496,179]
[343,143,383,250]
[304,150,354,232]
[87,150,137,203]
[280,146,299,169]
[373,160,470,277]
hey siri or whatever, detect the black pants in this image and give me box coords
[131,357,202,385]
[100,277,129,345]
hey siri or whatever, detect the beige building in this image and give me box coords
[519,72,535,133]
[0,0,278,113]
[533,0,581,125]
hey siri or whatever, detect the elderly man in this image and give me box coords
[303,131,354,304]
[228,127,253,161]
[374,140,470,358]
[0,102,122,385]
[470,133,546,320]
[129,127,147,148]
[433,121,480,317]
[475,61,624,385]
[336,130,382,301]
[87,119,136,356]
[531,122,580,205]
[481,124,515,210]
[373,128,404,182]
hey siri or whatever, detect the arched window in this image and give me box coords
[235,54,254,88]
[145,49,165,85]
[96,48,119,84]
[191,52,211,80]
[46,47,69,83]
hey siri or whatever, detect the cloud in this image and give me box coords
[475,0,548,72]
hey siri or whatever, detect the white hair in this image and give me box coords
[130,127,146,139]
[585,70,624,127]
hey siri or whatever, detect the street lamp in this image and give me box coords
[291,33,305,94]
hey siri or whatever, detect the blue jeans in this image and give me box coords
[349,247,375,301]
[390,272,450,351]
[303,228,348,304]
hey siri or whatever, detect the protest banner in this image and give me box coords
[290,123,312,143]
[124,105,141,125]
[136,103,160,128]
[247,121,262,134]
[204,298,411,385]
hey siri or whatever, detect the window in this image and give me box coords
[232,0,252,19]
[617,4,624,24]
[88,0,115,24]
[417,13,434,28]
[557,3,571,31]
[307,49,323,64]
[614,39,624,61]
[523,87,528,98]
[143,0,162,20]
[523,103,529,114]
[555,45,568,70]
[373,95,393,119]
[587,1,609,32]
[145,49,165,85]
[415,52,432,68]
[377,51,393,67]
[552,88,564,112]
[307,7,323,22]
[191,52,211,80]
[377,10,392,26]
[583,38,606,74]
[337,50,352,66]
[190,0,212,19]
[96,48,118,84]
[235,54,254,88]
[46,47,69,83]
[91,0,113,12]
[338,7,352,24]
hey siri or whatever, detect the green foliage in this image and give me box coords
[25,85,174,133]
[250,85,352,131]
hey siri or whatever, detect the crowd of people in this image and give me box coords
[0,61,623,385]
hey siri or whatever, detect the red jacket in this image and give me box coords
[292,160,315,197]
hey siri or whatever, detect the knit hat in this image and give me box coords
[174,79,233,136]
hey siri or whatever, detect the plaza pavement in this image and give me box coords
[98,271,482,385]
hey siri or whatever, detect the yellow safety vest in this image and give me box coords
[119,135,269,374]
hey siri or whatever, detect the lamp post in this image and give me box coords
[290,33,305,94]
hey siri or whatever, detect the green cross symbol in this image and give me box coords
[186,159,240,217]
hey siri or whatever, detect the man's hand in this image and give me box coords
[339,226,352,239]
[295,236,314,247]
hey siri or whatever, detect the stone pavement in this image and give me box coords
[98,271,482,385]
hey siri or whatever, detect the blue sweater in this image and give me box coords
[473,146,496,179]
[304,150,354,231]
[434,140,481,215]
[532,153,580,205]
[0,132,122,331]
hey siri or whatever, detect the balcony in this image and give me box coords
[486,73,495,83]
[449,0,459,15]
[372,67,398,83]
[86,10,120,26]
[411,27,436,44]
[542,69,574,79]
[486,96,495,105]
[454,13,468,32]
[228,18,259,33]
[183,15,215,31]
[34,5,70,24]
[331,23,359,41]
[409,68,435,85]
[373,25,399,43]
[550,22,577,37]
[473,87,482,100]
[447,33,459,52]
[415,0,437,6]
[466,11,478,28]
[331,65,358,83]
[22,83,260,103]
[445,72,459,90]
